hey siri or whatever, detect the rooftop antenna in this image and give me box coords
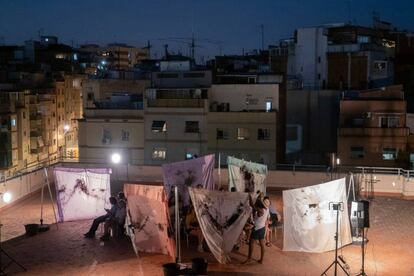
[191,34,195,61]
[164,44,169,59]
[144,40,152,58]
[260,24,264,51]
[38,28,44,40]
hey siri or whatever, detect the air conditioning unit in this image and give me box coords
[364,112,371,119]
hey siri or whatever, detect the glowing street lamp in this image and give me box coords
[64,124,70,132]
[111,153,121,164]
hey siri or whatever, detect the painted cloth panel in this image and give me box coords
[124,184,175,259]
[283,178,352,252]
[189,187,252,264]
[227,156,267,194]
[54,167,111,222]
[162,154,215,206]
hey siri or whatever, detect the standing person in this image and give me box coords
[243,197,270,264]
[263,196,279,246]
[185,204,204,252]
[84,196,118,238]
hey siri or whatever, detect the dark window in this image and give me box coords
[350,146,364,159]
[121,130,129,141]
[216,129,229,140]
[157,73,179,78]
[183,73,205,78]
[102,129,112,144]
[185,121,199,133]
[151,120,167,132]
[258,128,270,140]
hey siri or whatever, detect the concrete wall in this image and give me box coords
[79,117,145,165]
[294,27,328,88]
[207,112,277,168]
[210,84,279,112]
[0,166,54,209]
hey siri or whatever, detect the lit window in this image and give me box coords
[266,101,272,112]
[237,128,249,140]
[216,128,229,140]
[351,146,364,159]
[258,128,270,140]
[382,148,396,160]
[11,118,16,127]
[185,121,199,133]
[151,120,167,132]
[152,148,166,160]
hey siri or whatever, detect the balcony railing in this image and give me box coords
[339,127,409,137]
[147,99,206,108]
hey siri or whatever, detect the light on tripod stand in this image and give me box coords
[2,192,11,203]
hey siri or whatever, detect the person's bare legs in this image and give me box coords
[243,237,254,263]
[258,239,265,263]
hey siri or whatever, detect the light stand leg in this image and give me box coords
[321,203,350,276]
[44,167,59,229]
[356,227,367,276]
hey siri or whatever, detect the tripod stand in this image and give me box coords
[0,223,26,275]
[321,202,349,276]
[356,226,367,276]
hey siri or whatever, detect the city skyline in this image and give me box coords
[1,0,414,59]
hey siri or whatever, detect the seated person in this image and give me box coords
[185,205,204,252]
[84,196,118,238]
[101,195,126,241]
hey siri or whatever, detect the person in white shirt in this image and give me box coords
[243,197,270,264]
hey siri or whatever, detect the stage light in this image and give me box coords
[3,192,12,203]
[111,153,121,164]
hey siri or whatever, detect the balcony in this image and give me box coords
[90,101,143,110]
[147,99,206,108]
[339,127,409,137]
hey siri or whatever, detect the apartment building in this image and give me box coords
[78,79,148,164]
[208,74,280,168]
[338,85,410,167]
[144,62,211,165]
[0,92,20,175]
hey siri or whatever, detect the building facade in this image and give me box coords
[338,85,410,167]
[78,79,148,165]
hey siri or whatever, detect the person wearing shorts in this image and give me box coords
[243,198,270,264]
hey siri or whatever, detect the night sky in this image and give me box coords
[1,0,413,59]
